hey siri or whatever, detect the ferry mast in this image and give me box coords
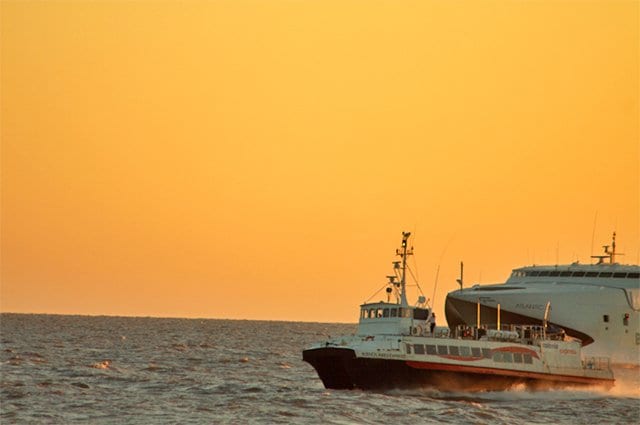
[396,231,413,306]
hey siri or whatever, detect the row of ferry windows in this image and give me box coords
[361,308,412,319]
[408,344,533,364]
[512,270,640,279]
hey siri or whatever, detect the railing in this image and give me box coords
[453,324,568,344]
[582,356,610,371]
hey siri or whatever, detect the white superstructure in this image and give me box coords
[445,234,640,365]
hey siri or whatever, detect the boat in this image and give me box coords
[445,233,640,366]
[303,232,615,391]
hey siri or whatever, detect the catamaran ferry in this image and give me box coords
[445,233,640,366]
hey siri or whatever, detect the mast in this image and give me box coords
[397,231,413,306]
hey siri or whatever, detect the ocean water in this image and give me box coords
[1,314,638,424]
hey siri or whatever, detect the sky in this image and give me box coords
[1,0,638,323]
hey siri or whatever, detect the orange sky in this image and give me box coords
[1,0,638,323]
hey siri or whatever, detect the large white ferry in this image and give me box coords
[445,233,640,366]
[303,232,614,391]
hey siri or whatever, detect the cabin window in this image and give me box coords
[572,271,585,277]
[560,271,571,277]
[471,347,481,358]
[628,272,640,279]
[603,315,609,323]
[406,344,412,354]
[523,354,533,364]
[503,353,513,363]
[449,346,460,356]
[529,271,540,276]
[399,308,411,318]
[437,345,448,355]
[585,272,598,277]
[414,344,425,355]
[413,308,429,320]
[493,352,503,362]
[426,345,437,355]
[538,271,550,276]
[369,309,375,319]
[383,308,390,318]
[390,308,398,318]
[482,348,492,359]
[513,353,523,363]
[613,272,627,278]
[377,308,384,318]
[549,271,560,277]
[599,272,612,278]
[460,346,471,357]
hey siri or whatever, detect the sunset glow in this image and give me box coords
[2,1,638,323]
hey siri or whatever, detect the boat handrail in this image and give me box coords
[453,323,569,343]
[582,356,611,371]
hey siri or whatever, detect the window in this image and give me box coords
[549,271,560,277]
[572,271,585,277]
[502,353,513,363]
[482,348,492,358]
[560,271,571,277]
[377,308,384,318]
[471,347,481,357]
[413,308,429,320]
[406,344,412,354]
[460,346,471,357]
[426,345,437,355]
[585,272,598,277]
[523,354,533,364]
[383,308,390,318]
[449,346,460,356]
[529,271,540,276]
[437,345,448,355]
[493,352,503,362]
[613,272,627,278]
[513,353,523,363]
[539,271,550,276]
[390,308,398,318]
[603,315,609,323]
[599,272,612,278]
[369,309,375,319]
[414,344,425,355]
[627,273,640,279]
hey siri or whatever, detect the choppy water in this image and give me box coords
[1,314,638,424]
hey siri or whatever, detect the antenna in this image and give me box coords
[397,232,413,306]
[590,211,598,263]
[456,261,464,290]
[591,232,624,264]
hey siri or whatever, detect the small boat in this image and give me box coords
[302,232,615,391]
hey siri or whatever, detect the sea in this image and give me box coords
[1,314,638,424]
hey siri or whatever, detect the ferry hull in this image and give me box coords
[303,347,613,391]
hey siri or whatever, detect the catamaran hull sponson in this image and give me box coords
[444,296,594,346]
[302,347,610,391]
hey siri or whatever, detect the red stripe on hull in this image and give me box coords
[405,361,612,385]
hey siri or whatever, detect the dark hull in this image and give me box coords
[302,347,613,392]
[444,295,595,346]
